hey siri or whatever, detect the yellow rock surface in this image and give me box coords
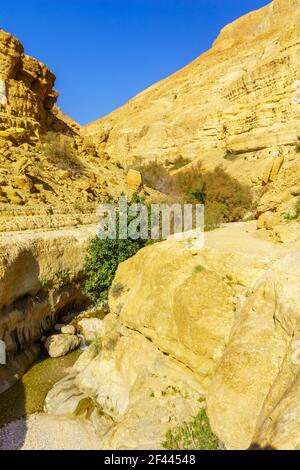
[126,169,143,192]
[109,240,236,387]
[83,1,300,175]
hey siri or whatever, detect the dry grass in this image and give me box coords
[42,132,83,172]
[132,161,253,230]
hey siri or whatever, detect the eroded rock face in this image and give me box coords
[85,1,300,162]
[45,313,203,450]
[0,225,94,392]
[207,252,300,449]
[45,334,80,358]
[0,29,57,140]
[109,240,236,388]
[0,29,126,225]
[83,0,300,221]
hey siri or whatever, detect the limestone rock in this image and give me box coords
[126,169,143,192]
[269,155,284,182]
[0,29,57,140]
[0,29,126,220]
[45,334,80,358]
[43,221,300,449]
[257,211,281,230]
[84,1,300,166]
[77,318,104,342]
[61,325,76,336]
[0,224,94,374]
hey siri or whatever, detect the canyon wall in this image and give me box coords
[0,29,126,229]
[0,29,58,141]
[0,226,95,393]
[83,0,300,222]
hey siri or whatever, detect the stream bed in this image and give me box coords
[0,349,81,429]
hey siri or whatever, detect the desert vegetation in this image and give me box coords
[133,161,253,230]
[162,404,220,450]
[42,132,83,172]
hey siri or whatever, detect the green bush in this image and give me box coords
[162,407,220,450]
[83,195,150,305]
[40,270,70,291]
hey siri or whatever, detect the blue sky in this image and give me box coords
[1,0,271,124]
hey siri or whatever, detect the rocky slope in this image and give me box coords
[83,0,300,225]
[0,29,126,232]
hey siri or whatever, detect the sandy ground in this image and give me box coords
[0,414,101,450]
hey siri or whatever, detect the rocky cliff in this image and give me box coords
[0,29,126,232]
[0,29,58,140]
[83,0,300,223]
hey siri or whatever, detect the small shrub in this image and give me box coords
[110,282,125,298]
[296,142,300,153]
[39,270,70,291]
[162,407,220,450]
[132,160,172,194]
[84,238,143,305]
[40,278,51,289]
[52,270,71,290]
[188,188,207,204]
[224,274,246,287]
[83,194,150,305]
[132,161,252,231]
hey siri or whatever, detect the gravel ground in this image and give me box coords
[0,414,102,450]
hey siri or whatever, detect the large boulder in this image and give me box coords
[109,239,236,388]
[45,334,80,358]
